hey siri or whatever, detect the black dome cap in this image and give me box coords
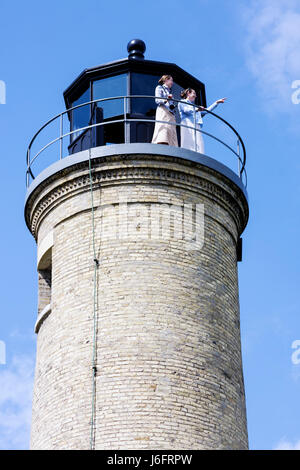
[127,39,146,60]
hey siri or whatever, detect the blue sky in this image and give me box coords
[0,0,300,450]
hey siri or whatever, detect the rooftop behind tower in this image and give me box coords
[25,40,249,450]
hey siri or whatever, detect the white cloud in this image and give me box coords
[0,355,34,450]
[274,437,300,450]
[242,0,300,113]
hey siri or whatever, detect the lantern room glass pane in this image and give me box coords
[93,74,127,119]
[71,87,91,142]
[130,73,158,117]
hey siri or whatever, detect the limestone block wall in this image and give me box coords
[25,152,249,450]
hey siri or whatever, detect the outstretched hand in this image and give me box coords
[197,98,227,111]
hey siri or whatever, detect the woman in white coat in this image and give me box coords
[178,88,226,153]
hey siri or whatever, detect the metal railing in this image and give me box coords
[26,95,247,188]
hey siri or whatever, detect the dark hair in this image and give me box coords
[181,88,194,99]
[158,75,172,85]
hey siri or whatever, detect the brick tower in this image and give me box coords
[25,40,249,449]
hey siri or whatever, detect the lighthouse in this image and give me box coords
[25,40,249,449]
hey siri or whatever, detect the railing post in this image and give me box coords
[27,148,30,187]
[60,114,63,160]
[237,139,241,177]
[124,97,128,144]
[193,105,197,152]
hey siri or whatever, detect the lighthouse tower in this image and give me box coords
[25,40,249,450]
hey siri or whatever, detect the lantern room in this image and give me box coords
[63,39,207,154]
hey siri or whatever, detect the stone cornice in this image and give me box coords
[25,154,249,241]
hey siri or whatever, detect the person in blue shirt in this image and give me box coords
[151,75,178,147]
[178,88,226,153]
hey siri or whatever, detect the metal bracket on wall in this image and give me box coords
[237,237,243,262]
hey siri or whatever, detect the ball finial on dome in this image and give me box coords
[127,39,146,60]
